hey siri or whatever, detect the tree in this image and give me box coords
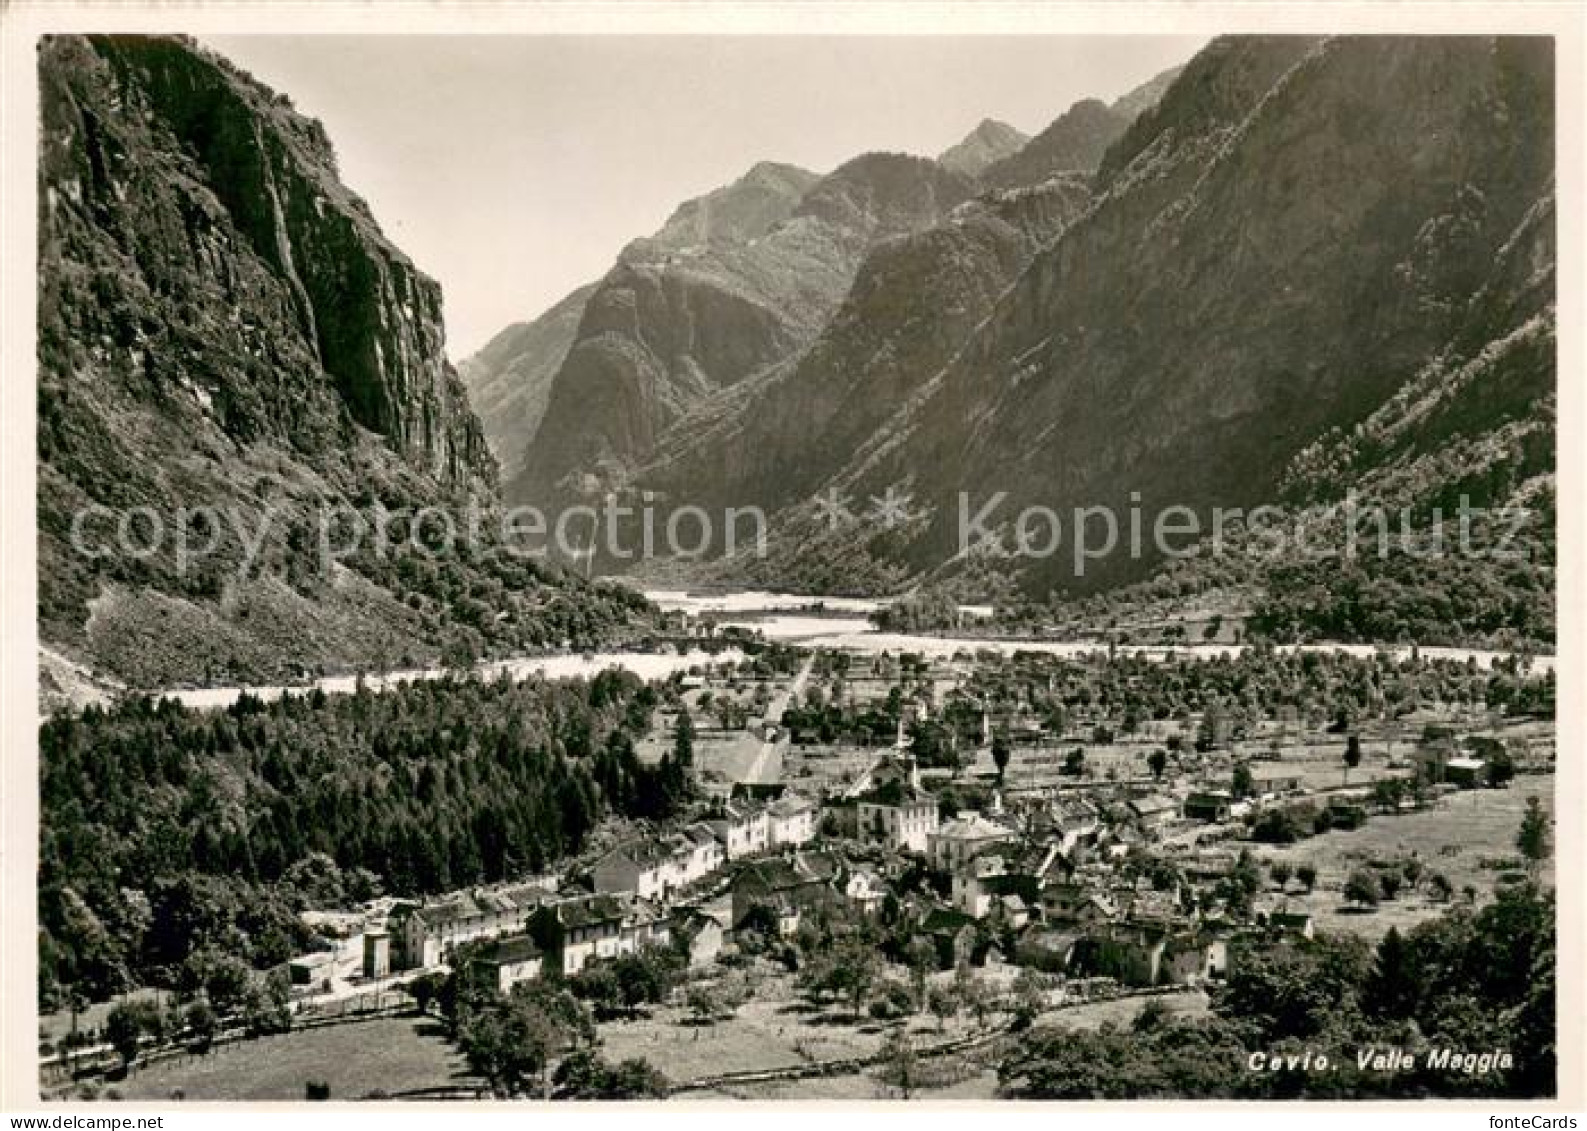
[1484,742,1517,787]
[1063,747,1086,778]
[1270,860,1293,890]
[555,1050,669,1099]
[868,979,915,1021]
[189,951,253,1018]
[1147,748,1168,781]
[905,937,936,1008]
[1344,735,1362,784]
[1373,777,1406,813]
[1517,796,1550,877]
[1344,868,1381,909]
[1296,862,1318,892]
[106,1000,162,1071]
[569,964,624,1020]
[1231,763,1254,799]
[1378,870,1403,901]
[1428,872,1454,902]
[1367,926,1415,1019]
[613,949,679,1013]
[991,732,1011,785]
[834,940,880,1019]
[1011,968,1047,1030]
[461,981,593,1098]
[673,709,696,771]
[684,984,721,1026]
[955,961,990,1026]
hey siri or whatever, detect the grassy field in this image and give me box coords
[1251,773,1553,940]
[599,971,910,1084]
[704,990,1209,1101]
[114,1016,479,1102]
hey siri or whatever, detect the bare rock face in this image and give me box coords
[640,174,1097,515]
[460,284,596,483]
[38,35,644,687]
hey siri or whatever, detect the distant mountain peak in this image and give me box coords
[1111,63,1185,122]
[938,118,1029,177]
[621,159,819,262]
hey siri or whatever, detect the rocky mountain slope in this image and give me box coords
[459,37,1552,644]
[977,97,1130,190]
[475,74,1179,512]
[837,35,1554,598]
[640,173,1097,515]
[38,35,649,689]
[458,283,595,484]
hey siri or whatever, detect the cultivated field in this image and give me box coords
[1252,773,1554,940]
[599,970,913,1083]
[699,990,1210,1101]
[114,1016,478,1102]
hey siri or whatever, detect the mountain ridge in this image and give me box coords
[38,34,649,689]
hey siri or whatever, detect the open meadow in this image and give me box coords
[1252,773,1554,940]
[115,1016,479,1102]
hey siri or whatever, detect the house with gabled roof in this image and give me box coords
[1127,794,1178,830]
[469,934,545,994]
[593,838,683,901]
[707,799,771,859]
[928,811,1017,872]
[767,794,819,847]
[855,770,939,854]
[1041,880,1118,927]
[670,907,725,968]
[527,893,669,976]
[389,881,549,969]
[730,850,844,932]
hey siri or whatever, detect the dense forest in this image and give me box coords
[38,669,696,1009]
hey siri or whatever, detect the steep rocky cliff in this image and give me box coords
[459,283,595,484]
[507,152,976,505]
[640,174,1096,514]
[38,35,647,688]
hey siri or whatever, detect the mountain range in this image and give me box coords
[37,33,1556,691]
[463,35,1554,644]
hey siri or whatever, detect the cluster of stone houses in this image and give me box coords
[372,742,1341,1001]
[828,751,943,852]
[591,795,820,901]
[389,880,554,969]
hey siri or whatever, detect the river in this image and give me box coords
[165,647,747,711]
[658,591,1552,673]
[157,589,1551,710]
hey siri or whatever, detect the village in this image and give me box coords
[67,634,1544,1100]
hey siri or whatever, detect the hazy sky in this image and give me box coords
[207,35,1206,359]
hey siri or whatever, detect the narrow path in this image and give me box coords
[740,654,816,786]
